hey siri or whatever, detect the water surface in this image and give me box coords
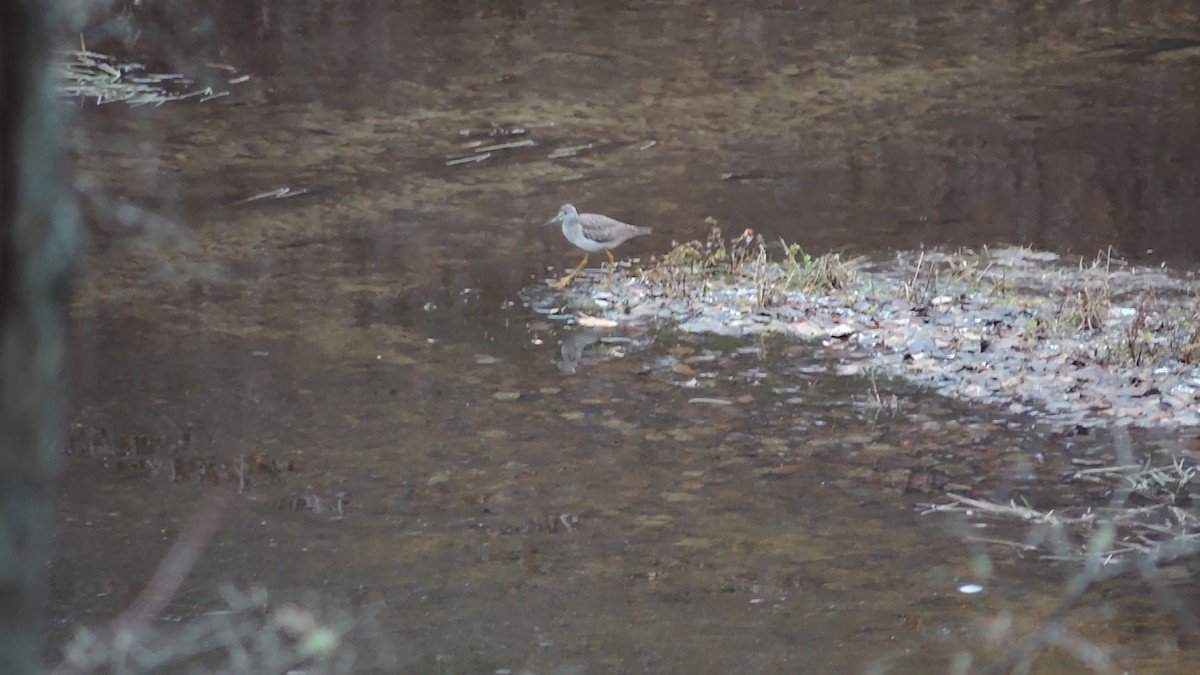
[59,1,1200,672]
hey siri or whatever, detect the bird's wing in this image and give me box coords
[578,212,637,240]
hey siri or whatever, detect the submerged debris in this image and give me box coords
[922,457,1200,564]
[446,126,537,166]
[59,49,247,106]
[238,187,311,204]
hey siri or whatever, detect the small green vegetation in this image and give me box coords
[885,246,1200,369]
[898,248,992,307]
[643,221,859,307]
[645,236,1200,369]
[1167,303,1200,365]
[1061,283,1111,332]
[778,241,858,294]
[1057,249,1122,332]
[1096,289,1200,367]
[899,251,941,306]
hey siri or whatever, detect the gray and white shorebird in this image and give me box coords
[543,203,652,289]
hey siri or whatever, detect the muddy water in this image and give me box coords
[58,1,1200,673]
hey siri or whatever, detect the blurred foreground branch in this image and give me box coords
[0,1,80,674]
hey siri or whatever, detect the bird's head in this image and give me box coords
[543,203,578,227]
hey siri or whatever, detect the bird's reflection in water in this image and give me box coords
[557,331,602,374]
[556,331,645,374]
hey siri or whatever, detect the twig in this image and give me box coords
[113,485,236,650]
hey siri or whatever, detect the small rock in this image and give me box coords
[835,363,863,376]
[828,324,856,339]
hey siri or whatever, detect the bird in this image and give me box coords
[543,204,652,289]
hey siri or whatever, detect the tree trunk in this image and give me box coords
[0,0,79,673]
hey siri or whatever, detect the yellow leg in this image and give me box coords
[553,254,589,289]
[603,249,616,287]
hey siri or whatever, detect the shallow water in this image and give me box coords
[57,1,1200,672]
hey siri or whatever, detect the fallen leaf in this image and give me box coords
[792,320,825,339]
[577,313,619,328]
[636,514,674,527]
[672,363,698,377]
[662,491,701,503]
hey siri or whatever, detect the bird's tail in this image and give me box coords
[635,226,653,237]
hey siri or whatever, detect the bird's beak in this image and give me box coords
[542,216,560,227]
